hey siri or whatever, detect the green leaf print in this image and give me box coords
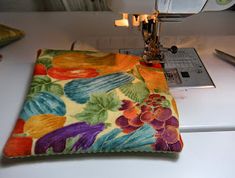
[119,81,150,103]
[28,76,64,97]
[75,91,121,125]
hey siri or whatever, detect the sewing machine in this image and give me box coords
[108,0,234,89]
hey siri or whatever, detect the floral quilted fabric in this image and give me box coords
[0,24,24,47]
[3,49,183,158]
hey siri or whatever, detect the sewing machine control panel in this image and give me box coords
[119,48,215,89]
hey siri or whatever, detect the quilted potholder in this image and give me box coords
[3,49,183,158]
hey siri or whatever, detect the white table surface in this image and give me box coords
[1,131,235,178]
[0,11,235,178]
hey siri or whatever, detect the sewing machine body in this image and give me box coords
[119,48,215,89]
[108,0,234,16]
[108,0,234,89]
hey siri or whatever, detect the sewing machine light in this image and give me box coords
[115,13,129,27]
[115,13,158,27]
[132,15,140,27]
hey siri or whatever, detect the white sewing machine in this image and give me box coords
[108,0,234,89]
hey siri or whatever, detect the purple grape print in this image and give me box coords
[115,93,183,152]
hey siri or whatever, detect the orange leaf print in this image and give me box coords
[24,114,66,138]
[137,65,168,92]
[52,52,140,75]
